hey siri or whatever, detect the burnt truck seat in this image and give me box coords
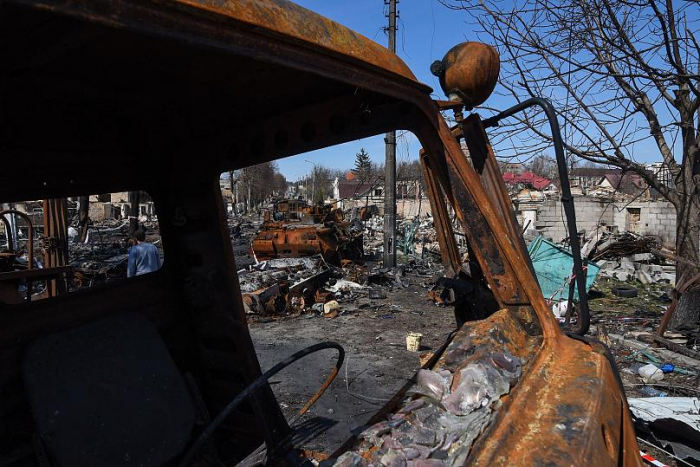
[22,313,196,467]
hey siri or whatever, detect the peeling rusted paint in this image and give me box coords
[178,0,419,82]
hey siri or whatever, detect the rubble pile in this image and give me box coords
[234,206,466,322]
[228,218,262,269]
[238,255,336,316]
[397,218,443,259]
[363,214,463,262]
[597,256,675,285]
[580,231,675,284]
[604,328,700,463]
[68,220,162,288]
[589,232,659,261]
[237,253,444,321]
[362,216,384,257]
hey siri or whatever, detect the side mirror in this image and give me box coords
[431,42,500,109]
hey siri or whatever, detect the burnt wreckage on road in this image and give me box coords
[251,203,363,265]
[0,0,641,466]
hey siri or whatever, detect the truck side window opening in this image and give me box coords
[0,192,162,304]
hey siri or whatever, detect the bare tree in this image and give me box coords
[441,0,700,328]
[304,165,334,205]
[233,162,287,212]
[527,154,558,180]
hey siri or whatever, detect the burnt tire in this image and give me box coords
[612,285,638,298]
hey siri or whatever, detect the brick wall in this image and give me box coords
[613,200,676,246]
[519,196,676,245]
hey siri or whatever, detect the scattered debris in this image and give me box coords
[584,232,676,285]
[630,397,700,464]
[239,205,698,464]
[639,363,664,383]
[591,232,659,262]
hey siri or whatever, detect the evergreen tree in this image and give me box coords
[352,148,372,181]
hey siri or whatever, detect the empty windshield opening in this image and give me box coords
[219,135,468,456]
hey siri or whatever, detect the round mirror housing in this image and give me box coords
[430,42,500,109]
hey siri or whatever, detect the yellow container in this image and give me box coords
[406,332,423,352]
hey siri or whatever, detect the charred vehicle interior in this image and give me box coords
[0,0,642,466]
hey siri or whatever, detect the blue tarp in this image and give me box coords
[527,236,600,302]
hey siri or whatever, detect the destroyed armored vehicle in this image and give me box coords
[0,0,641,465]
[268,198,308,222]
[252,205,363,265]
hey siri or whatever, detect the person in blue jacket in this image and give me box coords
[127,228,161,277]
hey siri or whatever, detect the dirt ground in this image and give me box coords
[249,272,456,455]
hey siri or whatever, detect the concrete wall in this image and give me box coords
[397,198,432,218]
[520,196,676,245]
[338,198,433,219]
[110,192,129,204]
[89,203,113,222]
[525,197,615,242]
[612,200,676,246]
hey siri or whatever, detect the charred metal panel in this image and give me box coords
[419,151,461,278]
[157,178,291,462]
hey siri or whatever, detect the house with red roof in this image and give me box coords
[502,171,557,193]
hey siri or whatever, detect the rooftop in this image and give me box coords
[503,171,553,190]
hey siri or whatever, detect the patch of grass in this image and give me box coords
[589,277,670,318]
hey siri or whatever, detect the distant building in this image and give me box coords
[598,172,649,197]
[333,174,382,201]
[332,173,430,218]
[569,167,617,193]
[644,162,675,188]
[333,172,380,201]
[502,171,556,192]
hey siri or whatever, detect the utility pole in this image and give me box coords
[305,160,316,206]
[383,0,398,267]
[128,191,140,234]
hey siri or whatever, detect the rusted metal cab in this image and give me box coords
[0,0,641,465]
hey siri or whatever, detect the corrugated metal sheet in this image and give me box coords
[528,236,600,301]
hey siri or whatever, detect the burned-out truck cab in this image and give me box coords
[0,0,642,465]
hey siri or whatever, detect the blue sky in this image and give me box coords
[274,1,680,181]
[277,0,480,180]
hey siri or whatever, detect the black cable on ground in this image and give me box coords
[178,342,345,467]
